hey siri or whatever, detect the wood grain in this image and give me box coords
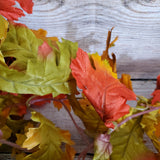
[17,0,160,78]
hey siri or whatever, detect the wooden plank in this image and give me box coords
[17,0,160,78]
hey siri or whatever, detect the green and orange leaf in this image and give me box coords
[0,23,78,96]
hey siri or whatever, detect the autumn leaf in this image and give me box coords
[0,93,29,119]
[70,48,136,128]
[0,125,12,140]
[119,73,133,90]
[60,144,76,160]
[31,28,58,47]
[0,0,33,21]
[68,94,108,137]
[0,23,78,96]
[53,94,71,111]
[110,111,148,160]
[22,111,75,160]
[93,133,112,160]
[152,90,160,105]
[140,109,160,152]
[151,75,160,105]
[0,15,9,46]
[135,152,160,160]
[101,27,118,73]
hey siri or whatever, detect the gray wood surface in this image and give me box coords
[17,0,160,79]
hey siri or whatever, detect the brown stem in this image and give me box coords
[0,139,31,152]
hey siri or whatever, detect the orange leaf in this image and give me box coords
[31,29,58,45]
[53,94,71,111]
[119,73,133,90]
[70,48,136,128]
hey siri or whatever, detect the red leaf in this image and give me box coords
[151,90,160,105]
[151,75,160,105]
[70,48,136,128]
[0,0,33,21]
[38,42,53,59]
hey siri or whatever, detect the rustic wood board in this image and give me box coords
[17,0,160,79]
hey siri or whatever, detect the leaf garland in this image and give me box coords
[0,3,160,160]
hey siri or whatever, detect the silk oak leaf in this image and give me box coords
[70,48,136,128]
[22,111,75,160]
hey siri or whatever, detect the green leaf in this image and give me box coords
[110,113,148,160]
[0,23,78,96]
[22,111,75,160]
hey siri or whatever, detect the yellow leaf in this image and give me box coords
[141,109,160,152]
[60,144,76,160]
[68,95,108,138]
[0,15,9,46]
[91,53,117,79]
[1,125,12,140]
[22,111,75,160]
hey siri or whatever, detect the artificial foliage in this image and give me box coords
[0,1,160,160]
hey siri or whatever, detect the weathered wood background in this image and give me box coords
[3,0,160,159]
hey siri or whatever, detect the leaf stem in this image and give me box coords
[117,106,160,130]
